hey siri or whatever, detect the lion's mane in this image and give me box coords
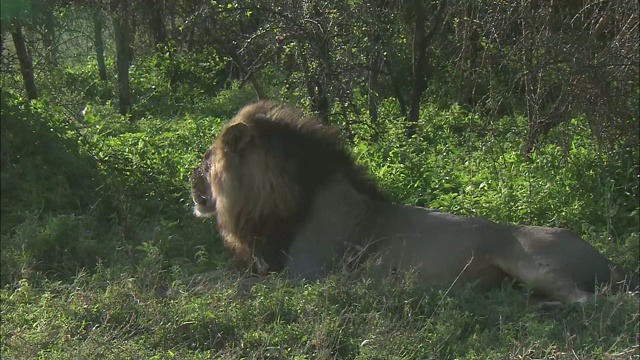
[195,101,384,274]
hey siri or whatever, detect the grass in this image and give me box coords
[1,79,638,358]
[2,264,638,359]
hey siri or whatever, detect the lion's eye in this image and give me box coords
[196,195,209,204]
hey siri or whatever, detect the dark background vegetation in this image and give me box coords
[1,0,638,358]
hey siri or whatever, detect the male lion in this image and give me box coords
[190,101,637,305]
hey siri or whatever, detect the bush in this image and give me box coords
[0,90,229,286]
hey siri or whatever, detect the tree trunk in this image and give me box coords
[407,10,427,134]
[111,0,132,116]
[1,27,5,61]
[406,0,447,137]
[298,3,332,124]
[309,77,329,124]
[144,0,166,48]
[224,46,267,100]
[11,21,38,100]
[383,57,407,117]
[301,51,330,123]
[367,50,381,126]
[522,2,539,154]
[312,36,331,124]
[340,98,354,142]
[32,0,57,66]
[29,0,56,66]
[459,3,479,107]
[43,0,56,65]
[129,7,136,64]
[366,0,391,130]
[93,9,107,81]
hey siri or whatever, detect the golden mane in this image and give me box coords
[196,101,384,273]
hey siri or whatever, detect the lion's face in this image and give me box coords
[190,148,217,218]
[190,103,303,226]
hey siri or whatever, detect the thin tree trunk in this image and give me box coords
[460,3,479,106]
[522,2,538,153]
[34,0,58,65]
[42,0,56,65]
[1,27,5,61]
[293,2,332,122]
[93,9,107,81]
[144,0,166,48]
[383,57,407,117]
[30,0,56,66]
[224,46,267,100]
[11,21,38,100]
[311,35,331,124]
[111,0,131,116]
[310,77,329,123]
[340,97,354,142]
[407,10,427,133]
[367,50,381,126]
[407,0,446,136]
[367,0,389,129]
[129,7,136,64]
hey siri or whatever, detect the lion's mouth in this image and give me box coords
[193,198,216,218]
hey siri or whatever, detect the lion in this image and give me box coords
[190,100,638,305]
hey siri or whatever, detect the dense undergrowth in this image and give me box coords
[1,57,639,358]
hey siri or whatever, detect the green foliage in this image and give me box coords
[0,88,228,287]
[1,0,31,21]
[1,92,99,217]
[2,213,114,284]
[50,58,115,101]
[355,103,638,269]
[207,82,265,119]
[124,48,240,119]
[81,106,222,214]
[75,104,229,273]
[0,91,114,285]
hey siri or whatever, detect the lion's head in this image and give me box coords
[190,147,216,218]
[190,101,384,274]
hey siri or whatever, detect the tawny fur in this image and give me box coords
[190,101,638,304]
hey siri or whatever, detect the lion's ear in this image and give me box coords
[222,122,252,153]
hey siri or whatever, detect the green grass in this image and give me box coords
[2,266,638,359]
[1,80,638,358]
